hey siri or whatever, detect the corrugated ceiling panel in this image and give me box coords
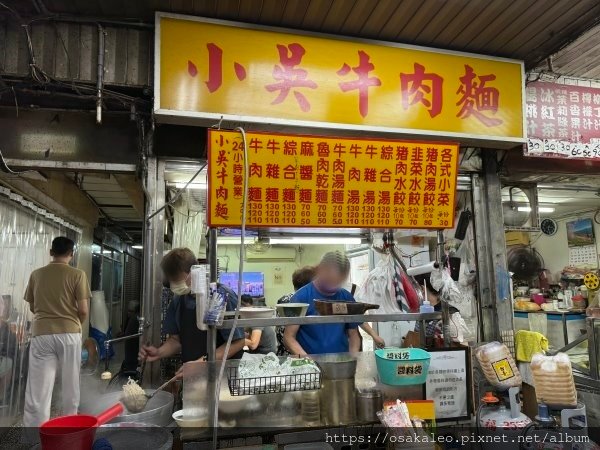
[259,0,288,25]
[378,0,422,41]
[0,20,151,87]
[462,0,532,52]
[552,28,600,73]
[216,0,240,20]
[431,0,492,49]
[338,0,375,35]
[488,0,571,55]
[238,0,265,24]
[359,0,402,38]
[414,0,465,45]
[5,0,600,74]
[321,0,357,33]
[396,0,447,44]
[280,0,312,28]
[301,0,335,30]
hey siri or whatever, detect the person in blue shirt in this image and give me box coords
[283,251,361,356]
[139,248,245,377]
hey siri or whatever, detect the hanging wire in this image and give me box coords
[0,148,36,175]
[211,127,249,445]
[146,162,207,221]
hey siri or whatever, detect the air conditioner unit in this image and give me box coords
[245,247,296,262]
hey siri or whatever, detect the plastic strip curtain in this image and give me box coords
[172,191,204,255]
[0,196,80,425]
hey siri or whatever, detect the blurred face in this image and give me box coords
[315,263,347,293]
[168,271,191,296]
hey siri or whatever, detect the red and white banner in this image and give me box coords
[526,81,600,160]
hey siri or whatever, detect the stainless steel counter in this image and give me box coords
[218,312,442,328]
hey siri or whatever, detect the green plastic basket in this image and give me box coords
[374,347,431,386]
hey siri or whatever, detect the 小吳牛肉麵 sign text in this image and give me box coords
[156,14,524,144]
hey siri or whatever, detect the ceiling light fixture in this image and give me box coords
[269,237,362,245]
[517,206,555,213]
[132,245,143,249]
[216,236,245,245]
[172,182,207,190]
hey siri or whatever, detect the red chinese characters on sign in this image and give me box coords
[188,43,247,92]
[456,65,502,127]
[265,43,317,112]
[185,43,505,128]
[400,63,443,118]
[337,51,382,118]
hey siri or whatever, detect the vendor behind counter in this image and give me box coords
[139,248,245,376]
[283,251,361,356]
[241,295,277,354]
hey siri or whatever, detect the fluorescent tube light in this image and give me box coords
[172,182,207,189]
[132,245,143,249]
[270,237,362,245]
[517,206,555,213]
[217,236,244,244]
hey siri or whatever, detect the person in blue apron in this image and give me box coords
[139,248,245,376]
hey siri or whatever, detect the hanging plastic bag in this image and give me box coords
[400,272,421,312]
[430,268,464,306]
[355,255,400,314]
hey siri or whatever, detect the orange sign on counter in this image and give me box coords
[208,130,459,229]
[156,14,525,145]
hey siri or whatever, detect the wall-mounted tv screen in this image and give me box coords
[220,272,265,297]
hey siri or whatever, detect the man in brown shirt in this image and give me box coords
[23,237,91,427]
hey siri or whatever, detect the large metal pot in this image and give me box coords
[318,356,357,380]
[79,389,174,426]
[98,423,173,450]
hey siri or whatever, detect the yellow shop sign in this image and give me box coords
[156,13,525,144]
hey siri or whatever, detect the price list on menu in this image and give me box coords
[208,130,459,229]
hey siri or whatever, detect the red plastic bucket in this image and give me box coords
[40,403,123,450]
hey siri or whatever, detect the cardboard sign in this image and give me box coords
[425,349,469,420]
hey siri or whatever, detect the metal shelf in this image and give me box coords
[218,312,442,328]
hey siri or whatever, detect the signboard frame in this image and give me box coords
[423,347,472,421]
[525,81,600,161]
[154,12,526,147]
[207,129,459,230]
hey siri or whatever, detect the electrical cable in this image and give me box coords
[146,162,207,221]
[0,148,36,175]
[211,127,249,445]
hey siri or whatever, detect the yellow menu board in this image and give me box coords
[208,130,459,229]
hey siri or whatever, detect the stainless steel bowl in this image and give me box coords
[97,422,173,450]
[79,389,174,426]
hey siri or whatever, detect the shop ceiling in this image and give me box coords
[4,0,600,73]
[541,23,600,79]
